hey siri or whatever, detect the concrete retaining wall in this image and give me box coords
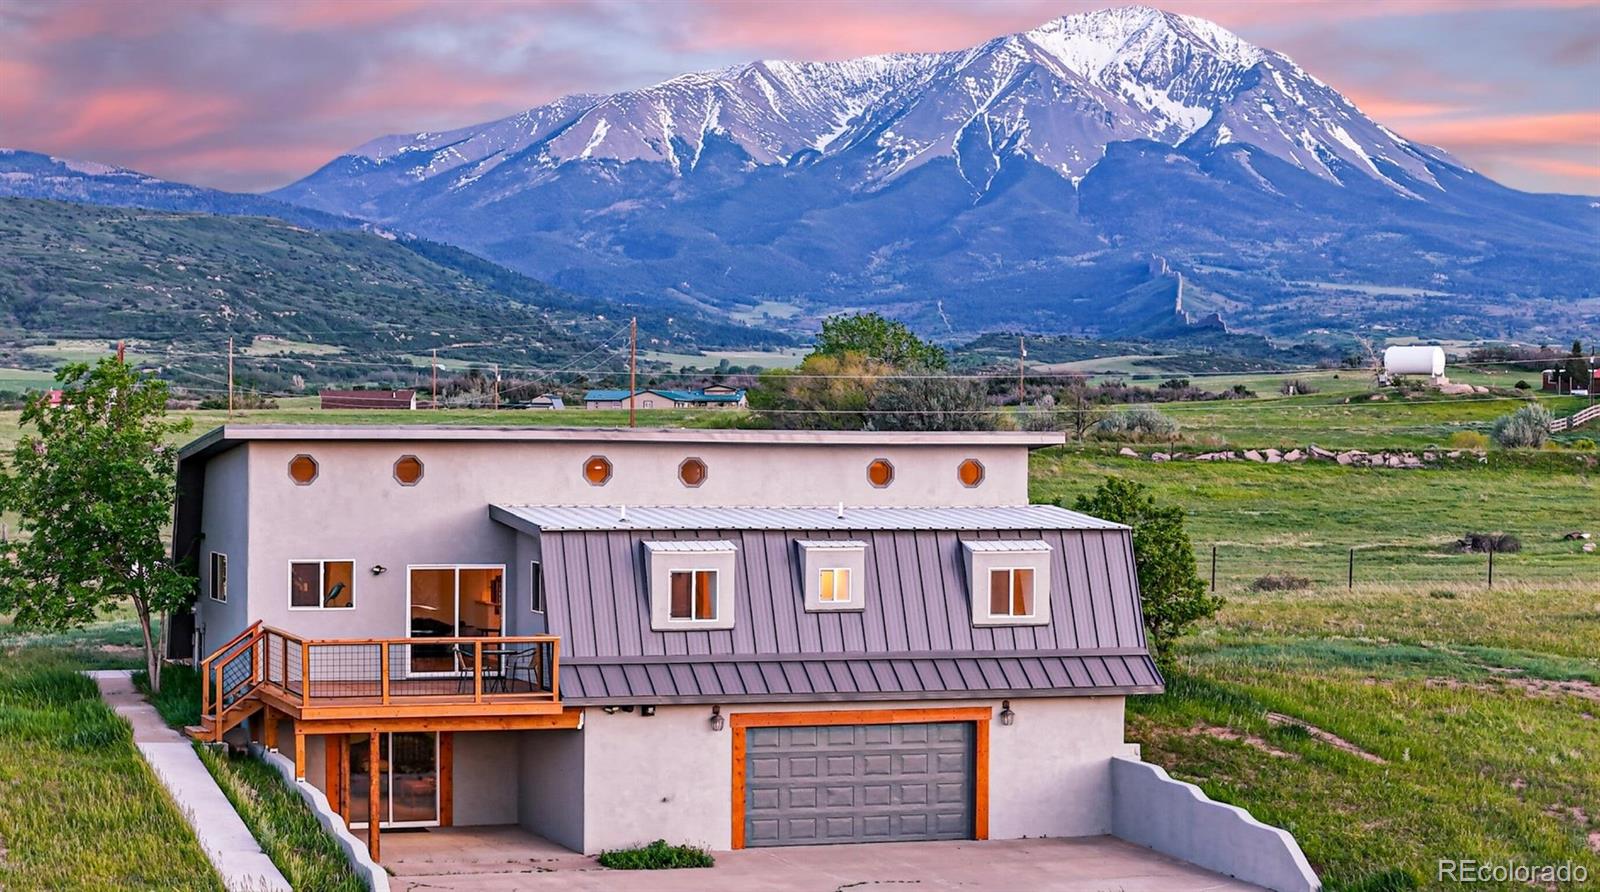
[252,744,391,892]
[1110,757,1320,892]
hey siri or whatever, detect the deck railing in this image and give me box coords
[200,625,560,727]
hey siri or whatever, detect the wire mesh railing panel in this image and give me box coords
[217,645,256,707]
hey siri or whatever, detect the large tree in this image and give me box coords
[813,312,948,369]
[1071,477,1220,666]
[0,358,193,691]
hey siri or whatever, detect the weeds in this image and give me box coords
[597,839,715,870]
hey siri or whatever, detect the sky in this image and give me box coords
[0,0,1596,195]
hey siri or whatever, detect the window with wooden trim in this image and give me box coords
[288,454,319,485]
[866,458,894,488]
[394,455,424,486]
[529,561,545,613]
[208,552,228,602]
[668,570,718,620]
[290,559,355,609]
[957,458,985,487]
[678,457,708,487]
[583,455,612,486]
[987,567,1035,618]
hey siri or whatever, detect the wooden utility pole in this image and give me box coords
[431,348,438,409]
[1017,336,1026,406]
[227,336,235,419]
[492,364,500,411]
[116,339,125,363]
[629,316,638,429]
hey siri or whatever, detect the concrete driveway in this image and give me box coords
[380,826,1264,891]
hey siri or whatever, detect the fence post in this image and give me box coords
[1210,545,1217,593]
[1487,546,1495,588]
[1348,547,1355,590]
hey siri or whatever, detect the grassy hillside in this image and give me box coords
[0,198,783,394]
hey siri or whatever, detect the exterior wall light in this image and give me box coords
[640,705,656,717]
[709,705,725,731]
[370,565,387,576]
[999,700,1015,726]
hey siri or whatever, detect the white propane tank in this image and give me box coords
[1383,345,1445,377]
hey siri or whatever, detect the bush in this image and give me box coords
[1250,573,1312,592]
[1091,405,1178,442]
[1070,478,1219,664]
[597,840,715,870]
[1447,431,1489,450]
[1280,379,1318,396]
[1428,589,1458,599]
[1456,532,1521,553]
[1569,437,1596,451]
[1491,404,1552,448]
[1514,379,1531,390]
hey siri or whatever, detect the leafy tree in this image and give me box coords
[1564,340,1590,392]
[813,312,947,369]
[1070,477,1219,665]
[866,365,996,431]
[749,353,885,430]
[0,358,193,692]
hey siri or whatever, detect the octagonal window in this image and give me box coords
[866,458,894,488]
[957,459,985,488]
[584,455,612,486]
[678,457,708,488]
[288,454,319,486]
[394,455,424,486]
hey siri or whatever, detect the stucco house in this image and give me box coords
[168,425,1317,889]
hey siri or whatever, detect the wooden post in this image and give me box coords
[492,364,500,411]
[1210,545,1217,592]
[116,339,125,363]
[227,336,235,419]
[473,641,484,704]
[1487,546,1495,588]
[629,316,638,429]
[1017,336,1026,406]
[1348,548,1355,589]
[438,733,454,827]
[302,640,312,706]
[263,708,278,752]
[380,644,391,705]
[367,731,381,862]
[550,638,560,701]
[213,663,225,742]
[294,730,306,781]
[431,348,438,409]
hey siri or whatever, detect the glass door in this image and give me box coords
[407,566,504,676]
[348,732,438,828]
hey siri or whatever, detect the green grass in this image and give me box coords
[597,838,715,869]
[0,626,220,890]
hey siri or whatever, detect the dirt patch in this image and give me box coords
[1426,675,1600,705]
[1266,712,1388,764]
[1181,723,1298,759]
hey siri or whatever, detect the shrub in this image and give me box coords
[1091,405,1178,442]
[1490,404,1552,448]
[1280,379,1318,396]
[1569,437,1596,451]
[1250,573,1312,592]
[1514,379,1531,390]
[1447,431,1489,450]
[1456,532,1521,553]
[1428,589,1458,599]
[598,840,715,870]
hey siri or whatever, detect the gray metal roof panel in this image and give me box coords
[492,503,1125,532]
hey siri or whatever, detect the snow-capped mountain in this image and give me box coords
[0,149,355,229]
[245,8,1600,338]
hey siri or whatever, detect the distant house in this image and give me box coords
[526,394,566,410]
[583,387,747,410]
[319,389,417,410]
[46,390,64,408]
[1542,366,1599,394]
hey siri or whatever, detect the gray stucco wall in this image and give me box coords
[517,729,586,852]
[453,732,521,826]
[195,446,250,652]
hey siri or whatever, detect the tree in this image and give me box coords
[0,358,193,692]
[813,312,948,369]
[1070,477,1219,665]
[1565,340,1590,393]
[749,353,885,430]
[865,366,997,431]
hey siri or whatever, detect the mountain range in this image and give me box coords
[267,5,1597,342]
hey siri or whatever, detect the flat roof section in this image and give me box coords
[490,503,1126,532]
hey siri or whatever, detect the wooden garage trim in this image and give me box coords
[729,706,992,850]
[439,732,454,827]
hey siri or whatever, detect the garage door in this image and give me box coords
[743,721,974,847]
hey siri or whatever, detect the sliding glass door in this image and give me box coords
[349,732,439,828]
[407,565,504,675]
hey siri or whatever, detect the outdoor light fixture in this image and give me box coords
[709,705,725,731]
[602,706,619,715]
[999,700,1015,726]
[370,565,387,576]
[640,705,656,717]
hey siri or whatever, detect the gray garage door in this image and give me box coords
[744,721,974,847]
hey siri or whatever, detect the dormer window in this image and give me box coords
[963,540,1052,627]
[643,540,736,631]
[796,540,868,611]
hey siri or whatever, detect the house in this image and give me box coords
[168,425,1161,862]
[526,394,565,410]
[1542,366,1599,394]
[319,389,417,410]
[583,387,748,410]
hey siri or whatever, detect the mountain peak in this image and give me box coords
[1020,5,1264,78]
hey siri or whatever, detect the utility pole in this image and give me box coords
[227,336,235,419]
[1017,336,1026,407]
[116,339,125,363]
[492,364,500,411]
[629,316,638,429]
[431,349,438,410]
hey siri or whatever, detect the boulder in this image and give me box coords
[1119,447,1139,458]
[1387,455,1404,468]
[1244,449,1264,462]
[1423,452,1437,461]
[1284,449,1304,462]
[1310,445,1336,459]
[1336,452,1355,465]
[1584,543,1596,553]
[1151,452,1171,462]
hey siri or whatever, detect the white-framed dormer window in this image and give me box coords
[963,540,1052,627]
[643,541,737,631]
[208,552,228,603]
[796,540,868,612]
[289,559,356,610]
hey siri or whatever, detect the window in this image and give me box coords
[797,540,867,611]
[583,455,612,486]
[668,570,718,620]
[958,459,985,487]
[290,560,355,609]
[288,454,319,485]
[988,567,1035,617]
[529,561,545,613]
[866,458,894,488]
[208,552,227,602]
[963,540,1051,627]
[819,567,850,603]
[678,457,708,487]
[394,455,424,486]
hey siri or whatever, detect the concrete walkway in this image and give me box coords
[381,826,1266,891]
[89,669,290,892]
